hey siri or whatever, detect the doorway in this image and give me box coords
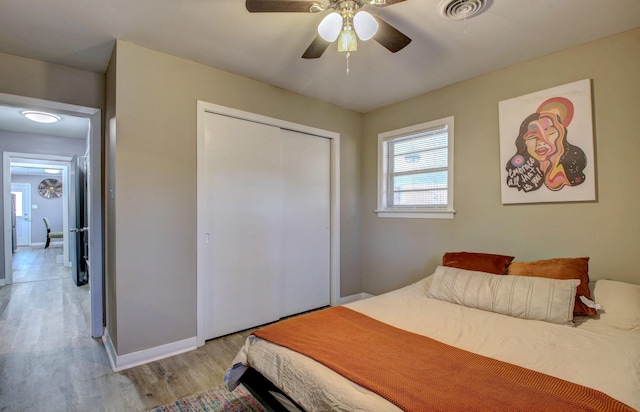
[0,92,104,339]
[5,155,72,276]
[8,157,72,266]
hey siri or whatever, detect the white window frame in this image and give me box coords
[376,116,455,219]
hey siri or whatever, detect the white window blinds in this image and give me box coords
[377,116,454,219]
[386,127,448,208]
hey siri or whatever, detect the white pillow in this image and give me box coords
[426,266,579,325]
[591,279,640,332]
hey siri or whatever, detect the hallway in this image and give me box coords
[0,246,251,411]
[0,246,139,410]
[11,246,70,283]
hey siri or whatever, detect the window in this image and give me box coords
[11,192,23,217]
[376,116,455,219]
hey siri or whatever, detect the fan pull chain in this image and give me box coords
[463,12,468,34]
[346,52,351,75]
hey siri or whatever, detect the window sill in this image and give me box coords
[374,209,456,219]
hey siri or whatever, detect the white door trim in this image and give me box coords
[0,92,104,339]
[4,153,71,280]
[196,101,341,347]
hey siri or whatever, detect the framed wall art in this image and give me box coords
[499,79,595,204]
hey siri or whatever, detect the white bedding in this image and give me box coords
[228,276,640,411]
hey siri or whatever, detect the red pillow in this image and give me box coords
[442,252,515,275]
[507,257,596,317]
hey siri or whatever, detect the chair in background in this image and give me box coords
[43,217,63,249]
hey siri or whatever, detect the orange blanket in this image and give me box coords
[252,306,635,412]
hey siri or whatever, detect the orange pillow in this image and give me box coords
[507,257,596,316]
[442,252,514,275]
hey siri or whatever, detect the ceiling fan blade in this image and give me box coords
[246,0,321,13]
[373,17,412,53]
[302,36,331,59]
[378,0,407,6]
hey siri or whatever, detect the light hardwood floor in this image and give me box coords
[0,246,253,411]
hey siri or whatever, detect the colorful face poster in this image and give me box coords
[499,79,595,204]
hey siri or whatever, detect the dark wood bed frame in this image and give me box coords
[240,367,306,412]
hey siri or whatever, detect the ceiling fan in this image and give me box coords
[246,0,412,59]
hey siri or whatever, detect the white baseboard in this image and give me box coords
[98,292,370,372]
[0,279,5,287]
[28,241,63,247]
[103,329,197,372]
[340,292,374,305]
[103,330,118,370]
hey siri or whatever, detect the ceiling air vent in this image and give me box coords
[437,0,490,20]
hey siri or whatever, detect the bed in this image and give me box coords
[225,254,640,411]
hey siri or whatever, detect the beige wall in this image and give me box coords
[0,52,104,109]
[107,41,362,355]
[361,28,640,295]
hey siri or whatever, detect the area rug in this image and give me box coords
[148,383,266,412]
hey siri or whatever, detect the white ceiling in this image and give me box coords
[0,0,638,115]
[11,166,63,176]
[0,105,89,139]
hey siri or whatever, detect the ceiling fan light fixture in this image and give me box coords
[318,12,343,42]
[353,10,378,41]
[338,28,358,52]
[22,110,61,124]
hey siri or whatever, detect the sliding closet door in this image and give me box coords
[280,130,331,318]
[201,112,332,341]
[202,113,283,340]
